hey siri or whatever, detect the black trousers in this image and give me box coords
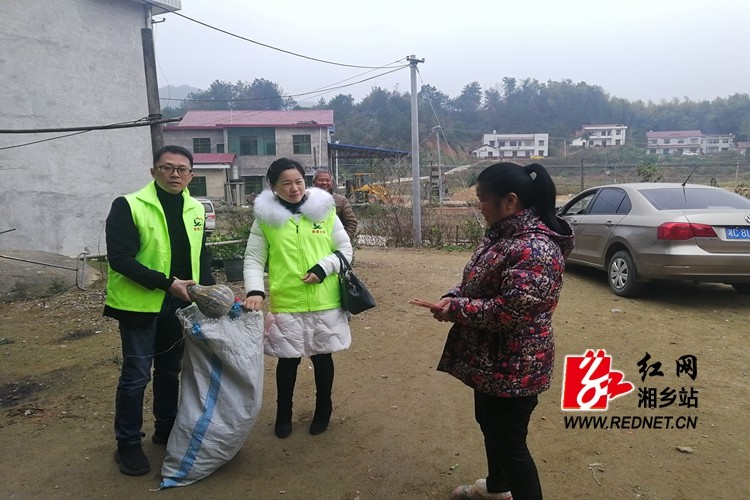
[474,390,542,500]
[276,353,334,409]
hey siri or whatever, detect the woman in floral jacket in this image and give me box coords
[431,162,574,500]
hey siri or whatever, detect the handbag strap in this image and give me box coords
[334,250,352,272]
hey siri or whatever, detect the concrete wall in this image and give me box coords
[0,0,154,257]
[161,127,225,154]
[191,168,229,199]
[164,126,327,180]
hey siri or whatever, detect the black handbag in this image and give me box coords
[334,251,376,315]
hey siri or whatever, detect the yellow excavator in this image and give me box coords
[345,173,390,204]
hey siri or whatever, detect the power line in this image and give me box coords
[0,117,181,150]
[0,117,180,134]
[146,0,405,70]
[0,131,90,151]
[161,66,410,129]
[417,68,461,168]
[159,64,409,105]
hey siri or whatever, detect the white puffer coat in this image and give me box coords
[243,187,353,358]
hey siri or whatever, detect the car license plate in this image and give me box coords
[725,227,750,239]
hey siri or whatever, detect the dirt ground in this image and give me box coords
[1,247,749,499]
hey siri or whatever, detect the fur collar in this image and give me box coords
[253,187,334,226]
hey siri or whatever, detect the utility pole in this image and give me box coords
[408,55,425,246]
[580,158,585,191]
[142,7,163,156]
[433,126,444,204]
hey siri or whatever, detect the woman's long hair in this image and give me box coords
[476,162,569,234]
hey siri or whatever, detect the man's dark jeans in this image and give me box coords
[114,296,187,445]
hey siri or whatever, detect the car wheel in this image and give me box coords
[731,283,750,295]
[608,250,643,297]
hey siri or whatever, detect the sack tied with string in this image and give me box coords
[335,250,376,315]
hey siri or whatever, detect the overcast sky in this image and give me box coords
[153,0,749,107]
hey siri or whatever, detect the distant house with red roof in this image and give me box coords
[191,153,236,199]
[646,130,734,155]
[164,109,334,202]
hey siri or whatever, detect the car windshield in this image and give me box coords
[639,188,750,210]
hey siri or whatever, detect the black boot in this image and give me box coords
[309,400,332,435]
[275,358,300,439]
[310,353,334,435]
[274,405,293,438]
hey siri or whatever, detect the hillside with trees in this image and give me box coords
[162,77,750,159]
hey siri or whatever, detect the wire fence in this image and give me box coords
[209,159,750,251]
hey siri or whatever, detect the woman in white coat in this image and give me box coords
[243,158,353,438]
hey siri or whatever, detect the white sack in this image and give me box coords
[160,303,264,488]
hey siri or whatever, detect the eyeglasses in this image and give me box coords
[156,165,193,176]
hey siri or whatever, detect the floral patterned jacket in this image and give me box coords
[437,208,574,398]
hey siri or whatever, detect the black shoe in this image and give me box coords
[114,443,150,476]
[309,403,332,435]
[274,421,292,439]
[151,432,169,445]
[275,404,292,438]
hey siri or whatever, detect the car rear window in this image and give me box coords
[201,202,214,213]
[640,188,750,210]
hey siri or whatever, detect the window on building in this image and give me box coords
[662,149,669,154]
[664,139,671,145]
[193,138,211,153]
[243,176,264,195]
[615,129,621,135]
[239,137,256,155]
[293,134,312,155]
[615,139,621,145]
[216,143,225,153]
[510,141,518,147]
[690,138,700,144]
[649,149,656,154]
[722,138,730,143]
[648,139,657,145]
[538,140,545,146]
[678,139,685,144]
[489,140,495,147]
[487,151,494,157]
[239,135,276,156]
[189,176,207,196]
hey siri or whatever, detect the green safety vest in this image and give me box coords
[261,209,340,313]
[105,182,204,312]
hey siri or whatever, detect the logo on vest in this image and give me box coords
[193,216,204,231]
[311,222,326,234]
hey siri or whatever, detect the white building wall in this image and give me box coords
[0,0,154,256]
[478,133,549,158]
[583,125,627,147]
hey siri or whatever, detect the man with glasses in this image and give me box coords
[103,145,215,475]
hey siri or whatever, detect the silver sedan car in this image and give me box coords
[558,183,750,296]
